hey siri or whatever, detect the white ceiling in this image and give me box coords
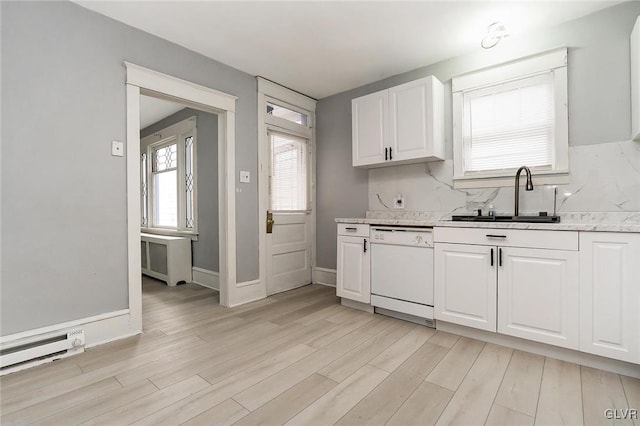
[76,1,619,99]
[140,95,185,129]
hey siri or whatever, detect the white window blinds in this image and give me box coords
[463,72,554,173]
[270,133,308,211]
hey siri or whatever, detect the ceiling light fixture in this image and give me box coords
[481,22,509,49]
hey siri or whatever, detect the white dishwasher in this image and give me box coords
[370,226,435,327]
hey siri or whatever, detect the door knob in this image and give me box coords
[266,211,274,233]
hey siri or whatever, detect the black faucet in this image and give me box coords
[514,166,534,217]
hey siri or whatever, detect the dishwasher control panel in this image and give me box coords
[370,226,433,247]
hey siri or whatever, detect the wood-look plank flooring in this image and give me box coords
[1,276,639,425]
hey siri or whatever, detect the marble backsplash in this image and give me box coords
[368,139,640,223]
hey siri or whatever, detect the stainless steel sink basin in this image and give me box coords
[451,215,561,223]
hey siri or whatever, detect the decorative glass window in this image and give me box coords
[452,49,568,188]
[141,153,148,226]
[269,132,308,211]
[140,116,197,234]
[185,136,195,229]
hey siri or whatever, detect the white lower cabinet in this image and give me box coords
[434,227,580,351]
[580,232,640,363]
[434,243,496,332]
[336,225,370,304]
[498,247,579,349]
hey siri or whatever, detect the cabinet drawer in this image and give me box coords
[338,223,370,237]
[434,227,578,251]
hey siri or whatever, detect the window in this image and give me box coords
[452,48,568,188]
[266,101,308,126]
[141,116,197,234]
[269,132,308,211]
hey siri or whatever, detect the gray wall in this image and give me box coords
[315,1,640,269]
[141,107,219,273]
[1,1,258,335]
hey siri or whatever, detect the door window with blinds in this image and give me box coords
[452,49,568,187]
[269,132,308,211]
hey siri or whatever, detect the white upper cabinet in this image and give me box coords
[352,76,444,167]
[580,232,640,363]
[631,16,640,141]
[389,77,445,163]
[352,90,388,167]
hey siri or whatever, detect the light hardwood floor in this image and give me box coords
[1,277,638,426]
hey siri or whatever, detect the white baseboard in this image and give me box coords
[341,298,374,313]
[313,267,336,287]
[1,310,135,374]
[192,267,220,291]
[437,321,640,379]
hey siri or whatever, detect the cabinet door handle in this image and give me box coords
[345,227,357,231]
[486,234,507,239]
[389,147,393,160]
[385,147,388,161]
[499,248,503,267]
[490,248,494,266]
[363,238,368,253]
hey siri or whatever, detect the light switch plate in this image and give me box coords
[111,140,124,157]
[240,170,250,183]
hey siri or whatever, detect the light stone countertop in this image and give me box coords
[335,217,640,233]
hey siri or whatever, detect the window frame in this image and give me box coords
[452,48,569,189]
[141,116,198,238]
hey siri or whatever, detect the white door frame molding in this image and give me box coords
[125,63,237,333]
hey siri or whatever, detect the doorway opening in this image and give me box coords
[138,95,221,327]
[125,63,237,334]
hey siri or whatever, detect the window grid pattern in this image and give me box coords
[141,153,148,226]
[185,136,195,229]
[153,144,178,172]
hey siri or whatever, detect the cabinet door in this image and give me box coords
[434,243,496,331]
[352,90,388,167]
[389,76,444,162]
[498,247,579,349]
[580,232,640,363]
[337,235,371,303]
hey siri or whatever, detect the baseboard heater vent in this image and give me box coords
[1,329,85,375]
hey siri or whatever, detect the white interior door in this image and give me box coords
[266,131,312,295]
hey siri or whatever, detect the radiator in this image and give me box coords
[141,233,192,286]
[0,329,85,375]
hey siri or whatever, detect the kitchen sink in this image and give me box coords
[451,214,561,223]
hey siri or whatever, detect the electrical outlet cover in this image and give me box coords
[394,195,405,209]
[240,170,250,183]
